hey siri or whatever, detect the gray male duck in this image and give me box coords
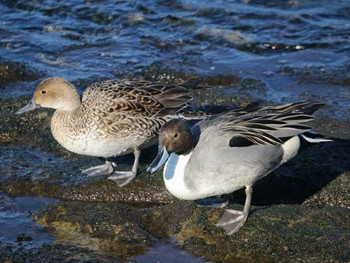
[147,102,331,235]
[17,77,200,186]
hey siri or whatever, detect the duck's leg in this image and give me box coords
[216,185,253,235]
[82,160,116,176]
[107,148,141,187]
[196,197,229,208]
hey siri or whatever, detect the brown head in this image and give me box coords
[159,119,194,154]
[147,118,194,173]
[16,77,81,114]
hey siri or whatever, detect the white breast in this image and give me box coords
[163,152,197,200]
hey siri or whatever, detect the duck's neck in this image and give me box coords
[63,98,81,111]
[61,85,81,111]
[50,109,83,154]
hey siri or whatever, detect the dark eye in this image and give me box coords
[41,90,46,95]
[174,133,178,139]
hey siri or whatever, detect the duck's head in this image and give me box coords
[16,77,81,114]
[147,118,194,174]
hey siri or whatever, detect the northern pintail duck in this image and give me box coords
[16,77,201,186]
[147,102,331,235]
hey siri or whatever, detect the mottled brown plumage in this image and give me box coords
[16,77,200,186]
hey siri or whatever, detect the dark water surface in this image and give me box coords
[1,0,349,119]
[0,195,56,245]
[1,0,350,262]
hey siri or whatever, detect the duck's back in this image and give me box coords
[82,79,193,116]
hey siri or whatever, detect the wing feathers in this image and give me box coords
[83,78,198,118]
[199,102,324,147]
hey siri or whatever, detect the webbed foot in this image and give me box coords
[108,171,136,187]
[216,209,247,235]
[82,161,116,176]
[216,185,253,235]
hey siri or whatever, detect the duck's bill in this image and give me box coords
[16,98,38,115]
[147,146,169,174]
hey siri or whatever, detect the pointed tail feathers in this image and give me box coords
[299,131,333,144]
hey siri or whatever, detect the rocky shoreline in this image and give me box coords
[0,68,349,262]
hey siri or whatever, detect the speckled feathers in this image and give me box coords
[20,77,197,158]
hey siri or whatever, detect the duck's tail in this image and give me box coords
[297,130,333,151]
[299,131,333,144]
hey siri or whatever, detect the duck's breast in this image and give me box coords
[163,152,200,200]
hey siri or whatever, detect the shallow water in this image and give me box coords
[1,0,349,120]
[130,238,206,263]
[0,194,203,262]
[0,195,56,245]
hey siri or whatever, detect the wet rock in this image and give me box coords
[139,201,197,239]
[303,171,350,209]
[60,175,172,203]
[36,201,154,259]
[176,204,350,263]
[141,62,200,85]
[0,242,121,263]
[0,60,42,86]
[34,200,201,260]
[279,62,350,87]
[34,198,349,262]
[32,199,198,260]
[312,117,350,140]
[0,97,52,146]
